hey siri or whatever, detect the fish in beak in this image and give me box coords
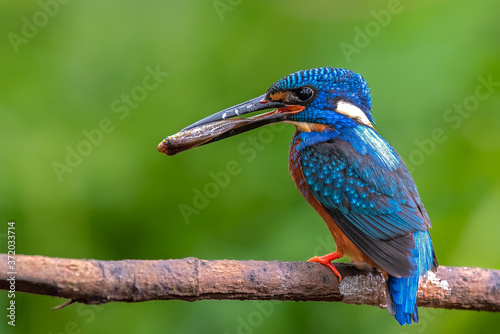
[158,94,304,156]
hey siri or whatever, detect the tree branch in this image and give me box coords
[0,254,498,312]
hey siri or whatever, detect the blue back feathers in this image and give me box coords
[295,129,430,278]
[276,67,437,325]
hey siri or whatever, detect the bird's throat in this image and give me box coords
[287,121,331,132]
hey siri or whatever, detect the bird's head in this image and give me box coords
[267,67,374,131]
[159,67,374,155]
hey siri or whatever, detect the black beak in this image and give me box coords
[158,94,300,156]
[181,94,285,130]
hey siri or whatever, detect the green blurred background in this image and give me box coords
[1,0,499,333]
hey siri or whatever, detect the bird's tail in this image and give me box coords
[386,230,437,325]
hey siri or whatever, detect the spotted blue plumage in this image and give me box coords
[168,66,438,326]
[282,67,437,325]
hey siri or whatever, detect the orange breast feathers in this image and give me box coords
[288,133,371,264]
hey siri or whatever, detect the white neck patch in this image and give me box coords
[336,100,372,127]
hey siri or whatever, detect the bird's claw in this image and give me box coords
[308,255,342,282]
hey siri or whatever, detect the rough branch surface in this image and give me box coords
[0,255,498,312]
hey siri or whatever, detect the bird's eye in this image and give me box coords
[295,86,314,102]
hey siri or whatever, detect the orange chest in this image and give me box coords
[288,133,368,263]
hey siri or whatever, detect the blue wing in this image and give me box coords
[298,127,433,277]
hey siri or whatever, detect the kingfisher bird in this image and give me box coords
[158,67,438,325]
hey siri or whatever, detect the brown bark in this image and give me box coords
[0,254,498,312]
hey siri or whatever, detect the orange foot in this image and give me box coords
[308,251,343,282]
